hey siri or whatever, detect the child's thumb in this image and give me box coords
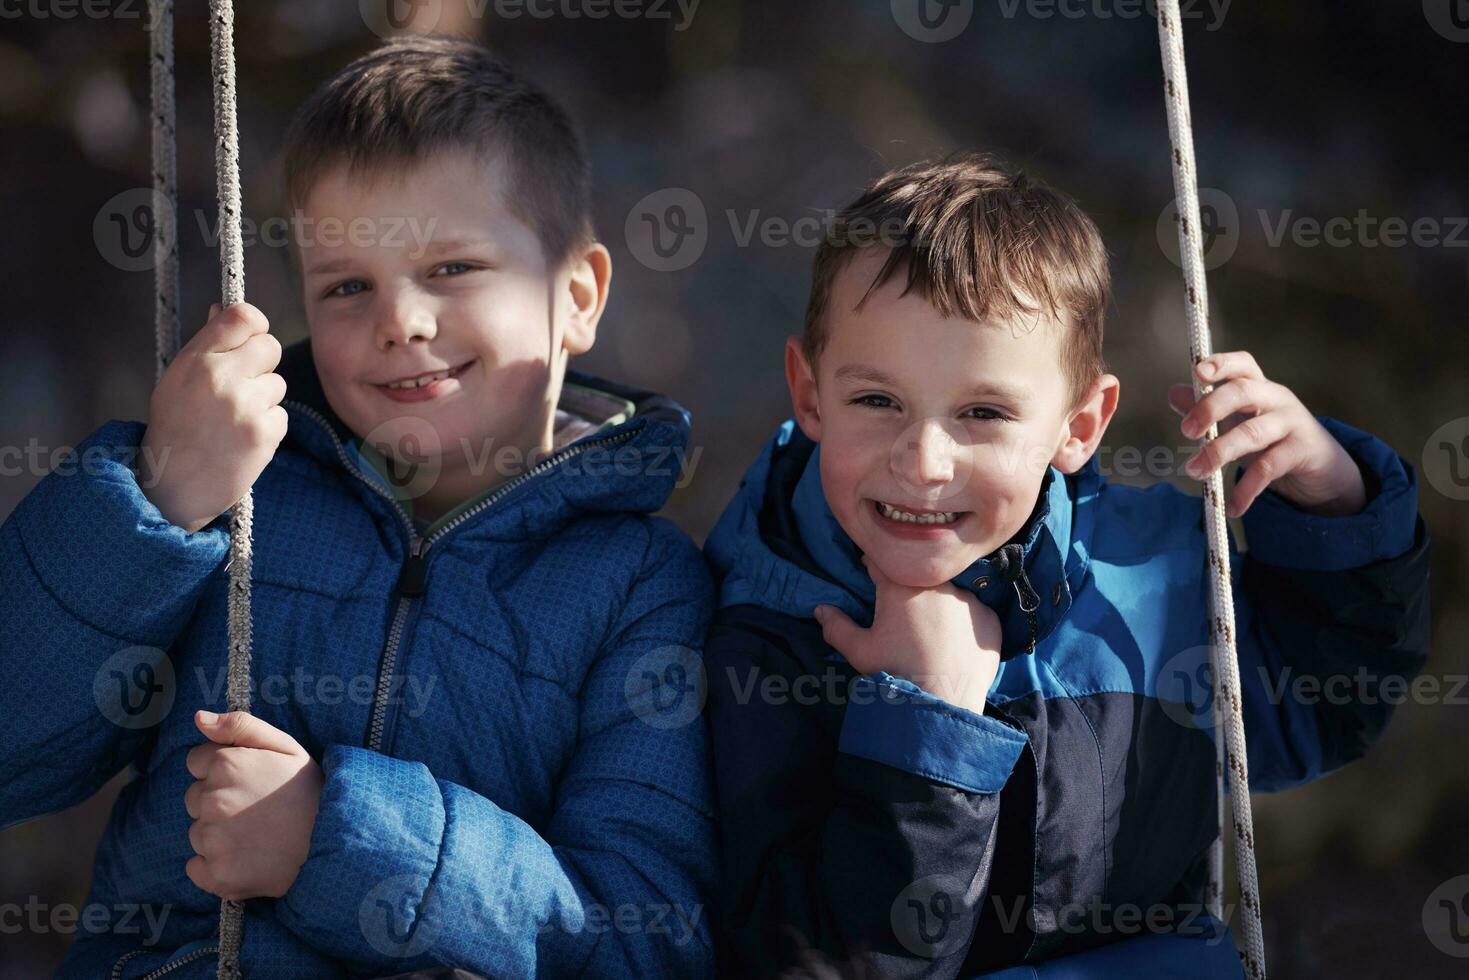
[195,709,297,753]
[813,604,863,659]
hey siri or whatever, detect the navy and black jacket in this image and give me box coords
[701,416,1431,978]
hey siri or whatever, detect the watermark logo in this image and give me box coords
[0,897,170,944]
[624,645,706,729]
[360,874,444,958]
[93,188,174,275]
[359,0,443,38]
[1156,188,1240,271]
[360,415,445,501]
[888,417,981,505]
[1424,0,1469,42]
[93,190,443,272]
[891,874,970,958]
[1156,644,1216,732]
[891,0,974,43]
[94,646,175,729]
[1423,874,1469,956]
[624,192,928,271]
[190,666,437,718]
[625,188,708,272]
[1421,417,1469,501]
[0,0,154,24]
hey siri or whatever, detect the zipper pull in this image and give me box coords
[1012,570,1040,614]
[396,538,430,597]
[994,543,1040,612]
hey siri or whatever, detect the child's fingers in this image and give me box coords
[1226,443,1298,517]
[813,605,866,664]
[185,741,219,780]
[1167,383,1195,416]
[1186,412,1286,481]
[1179,379,1281,441]
[197,708,301,754]
[191,301,269,356]
[185,855,222,898]
[1195,350,1265,383]
[183,780,203,819]
[231,331,284,380]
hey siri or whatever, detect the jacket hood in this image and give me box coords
[704,420,1100,660]
[275,337,694,533]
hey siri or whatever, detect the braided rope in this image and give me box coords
[207,1,252,976]
[1154,2,1266,977]
[150,3,253,972]
[149,0,178,381]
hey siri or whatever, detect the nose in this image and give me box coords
[374,285,437,350]
[893,418,958,488]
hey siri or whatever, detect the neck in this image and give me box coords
[391,411,558,528]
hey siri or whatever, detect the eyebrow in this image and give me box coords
[303,239,494,277]
[420,238,494,255]
[832,363,1030,403]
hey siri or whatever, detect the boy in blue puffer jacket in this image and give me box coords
[702,154,1432,978]
[1,37,714,979]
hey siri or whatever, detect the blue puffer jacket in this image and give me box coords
[0,340,717,979]
[702,416,1431,978]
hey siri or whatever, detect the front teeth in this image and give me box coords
[387,368,453,390]
[876,501,960,525]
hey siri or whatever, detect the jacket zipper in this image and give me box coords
[283,400,638,752]
[110,944,220,980]
[995,542,1041,654]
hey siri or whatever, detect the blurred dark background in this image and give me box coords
[1,1,1466,976]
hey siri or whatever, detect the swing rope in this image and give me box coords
[1154,2,1267,976]
[150,1,254,975]
[149,0,178,384]
[209,0,253,972]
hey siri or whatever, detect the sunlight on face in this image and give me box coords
[299,149,563,484]
[804,250,1076,588]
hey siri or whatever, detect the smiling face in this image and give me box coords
[299,148,608,517]
[788,249,1118,588]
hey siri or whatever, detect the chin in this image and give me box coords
[866,551,976,590]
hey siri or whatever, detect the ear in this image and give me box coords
[785,336,822,442]
[561,241,612,356]
[1052,373,1120,474]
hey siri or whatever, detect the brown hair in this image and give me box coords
[282,35,593,266]
[802,153,1110,412]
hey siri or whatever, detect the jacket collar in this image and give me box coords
[274,337,695,534]
[706,420,1095,660]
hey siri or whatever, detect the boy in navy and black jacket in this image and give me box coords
[702,155,1431,978]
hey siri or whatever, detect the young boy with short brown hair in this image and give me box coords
[703,153,1430,978]
[2,36,715,979]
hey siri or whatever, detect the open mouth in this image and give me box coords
[373,359,476,401]
[872,499,968,527]
[379,360,475,389]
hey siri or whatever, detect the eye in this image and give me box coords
[432,261,477,277]
[850,394,897,410]
[326,279,369,299]
[964,406,1009,422]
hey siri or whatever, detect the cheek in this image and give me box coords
[970,469,1041,537]
[817,431,882,508]
[465,274,557,350]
